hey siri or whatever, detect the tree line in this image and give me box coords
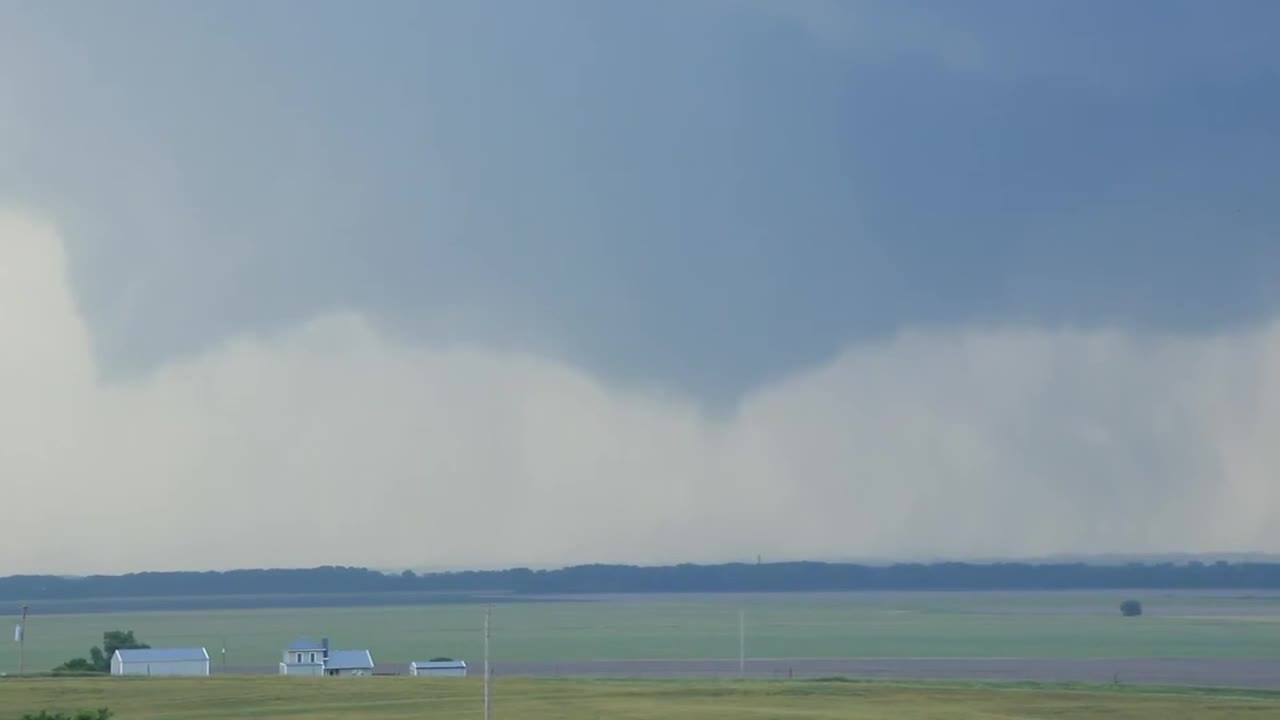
[6,560,1280,600]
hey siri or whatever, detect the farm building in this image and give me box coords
[279,638,374,676]
[279,637,328,676]
[410,660,467,677]
[111,648,210,676]
[324,649,375,676]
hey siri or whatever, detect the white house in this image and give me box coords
[279,638,374,676]
[410,660,467,677]
[279,637,328,676]
[111,648,210,676]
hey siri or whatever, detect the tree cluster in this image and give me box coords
[1120,599,1143,617]
[53,631,150,674]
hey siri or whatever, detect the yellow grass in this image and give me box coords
[4,676,1280,719]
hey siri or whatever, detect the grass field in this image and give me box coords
[5,590,1280,673]
[5,676,1280,719]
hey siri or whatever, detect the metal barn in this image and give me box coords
[323,649,375,676]
[111,648,210,676]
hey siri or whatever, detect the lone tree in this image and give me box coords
[54,630,151,673]
[1120,599,1143,617]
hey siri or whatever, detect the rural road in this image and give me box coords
[221,657,1280,689]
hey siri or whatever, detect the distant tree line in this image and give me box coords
[5,561,1280,601]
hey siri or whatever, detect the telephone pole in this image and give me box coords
[483,605,492,720]
[738,609,745,679]
[17,604,29,676]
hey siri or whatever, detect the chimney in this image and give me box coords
[321,637,329,659]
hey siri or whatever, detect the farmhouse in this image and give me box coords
[111,647,210,676]
[410,660,467,677]
[279,637,375,676]
[280,637,327,676]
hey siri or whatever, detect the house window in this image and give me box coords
[309,652,316,663]
[296,653,303,664]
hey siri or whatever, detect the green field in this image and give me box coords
[5,591,1280,672]
[4,676,1280,719]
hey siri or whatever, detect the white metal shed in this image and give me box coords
[111,648,210,676]
[323,649,375,676]
[410,660,467,677]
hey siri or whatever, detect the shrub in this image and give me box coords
[52,658,99,675]
[22,710,112,720]
[1120,599,1143,617]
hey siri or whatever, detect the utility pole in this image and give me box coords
[483,605,492,720]
[17,604,28,676]
[738,608,745,679]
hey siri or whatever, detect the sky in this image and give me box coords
[2,0,1280,575]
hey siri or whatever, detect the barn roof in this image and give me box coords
[412,660,467,669]
[114,648,209,663]
[325,649,374,670]
[287,637,324,650]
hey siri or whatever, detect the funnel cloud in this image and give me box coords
[4,211,1280,574]
[3,1,1280,574]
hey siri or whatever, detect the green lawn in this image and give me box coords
[4,676,1280,719]
[4,591,1280,672]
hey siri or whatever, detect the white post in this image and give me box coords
[17,605,28,676]
[483,605,492,720]
[738,608,745,679]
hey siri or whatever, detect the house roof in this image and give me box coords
[325,649,374,670]
[287,637,324,650]
[412,661,467,669]
[114,648,209,663]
